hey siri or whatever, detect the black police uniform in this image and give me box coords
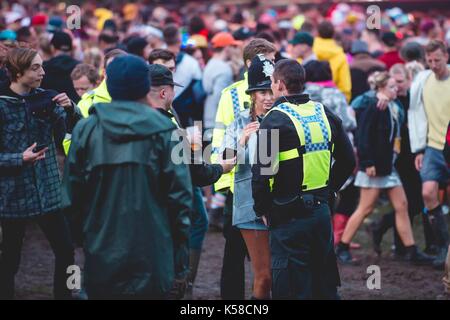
[252,94,356,299]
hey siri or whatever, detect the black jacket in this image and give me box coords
[41,54,80,103]
[356,95,399,176]
[251,94,356,217]
[156,108,223,187]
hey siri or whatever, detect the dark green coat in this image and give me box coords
[61,101,193,298]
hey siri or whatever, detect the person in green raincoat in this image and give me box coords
[61,55,193,299]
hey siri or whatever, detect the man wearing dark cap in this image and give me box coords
[147,64,236,299]
[62,55,193,299]
[289,31,316,66]
[147,64,183,125]
[41,31,80,103]
[233,27,255,47]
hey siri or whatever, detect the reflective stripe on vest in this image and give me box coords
[211,88,240,157]
[268,101,332,192]
[230,88,241,120]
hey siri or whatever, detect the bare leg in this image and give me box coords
[422,181,440,210]
[387,186,415,246]
[240,229,271,299]
[341,188,381,244]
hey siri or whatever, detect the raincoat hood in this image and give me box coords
[90,101,175,141]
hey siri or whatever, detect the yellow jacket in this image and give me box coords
[313,37,352,102]
[77,79,111,118]
[211,73,250,192]
[62,79,112,155]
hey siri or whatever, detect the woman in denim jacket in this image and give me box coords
[220,54,274,299]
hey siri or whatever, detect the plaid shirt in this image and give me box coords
[0,89,66,218]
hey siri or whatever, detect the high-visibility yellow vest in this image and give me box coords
[211,73,249,193]
[63,80,111,155]
[168,108,181,128]
[78,79,111,118]
[267,101,333,192]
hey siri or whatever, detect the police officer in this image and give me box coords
[146,64,236,299]
[211,39,276,192]
[62,49,127,155]
[210,38,276,299]
[251,59,356,299]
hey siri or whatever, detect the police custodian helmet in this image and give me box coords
[245,54,274,94]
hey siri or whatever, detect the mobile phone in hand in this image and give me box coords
[222,148,237,160]
[33,144,47,153]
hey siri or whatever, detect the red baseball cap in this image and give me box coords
[31,14,48,27]
[211,32,242,48]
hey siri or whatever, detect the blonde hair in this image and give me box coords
[368,71,390,91]
[83,47,104,71]
[389,63,411,80]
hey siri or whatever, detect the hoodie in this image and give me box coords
[313,37,352,102]
[93,101,171,141]
[42,54,80,103]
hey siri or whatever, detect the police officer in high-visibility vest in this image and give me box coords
[211,39,276,193]
[211,39,277,300]
[62,49,127,155]
[251,59,356,299]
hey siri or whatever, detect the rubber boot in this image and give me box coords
[185,249,202,299]
[422,212,438,255]
[403,245,434,265]
[428,206,450,270]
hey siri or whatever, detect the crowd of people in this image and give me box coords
[0,0,449,299]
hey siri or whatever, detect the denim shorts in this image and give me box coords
[420,147,450,184]
[236,218,268,231]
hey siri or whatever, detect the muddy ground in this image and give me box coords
[10,210,449,300]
